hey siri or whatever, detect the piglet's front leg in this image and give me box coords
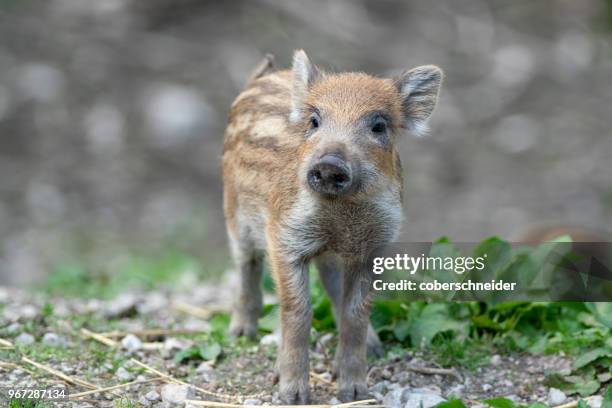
[268,240,312,404]
[336,260,373,402]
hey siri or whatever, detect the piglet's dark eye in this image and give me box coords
[310,116,319,129]
[371,121,386,133]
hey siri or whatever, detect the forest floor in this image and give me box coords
[1,279,606,408]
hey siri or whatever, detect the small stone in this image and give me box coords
[482,383,493,392]
[319,372,333,382]
[15,332,35,346]
[164,337,190,351]
[387,382,401,391]
[260,332,280,346]
[372,391,384,402]
[404,390,446,408]
[139,395,152,407]
[243,398,262,405]
[384,387,446,408]
[137,292,168,314]
[196,361,214,382]
[6,323,21,334]
[104,293,139,318]
[381,368,393,380]
[161,384,194,405]
[116,366,133,382]
[371,382,387,394]
[328,397,341,405]
[547,388,567,406]
[446,384,465,398]
[145,390,161,401]
[383,388,405,408]
[588,395,603,408]
[121,334,143,352]
[319,333,334,346]
[196,361,214,374]
[490,355,502,365]
[42,332,64,347]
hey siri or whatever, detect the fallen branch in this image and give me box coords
[69,377,163,399]
[0,338,14,347]
[21,356,99,390]
[0,360,35,375]
[310,371,333,385]
[81,328,119,348]
[82,328,163,351]
[83,328,265,403]
[131,358,264,403]
[405,364,463,382]
[100,329,200,338]
[172,302,228,319]
[184,398,382,408]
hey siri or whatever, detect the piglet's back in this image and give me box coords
[222,70,302,227]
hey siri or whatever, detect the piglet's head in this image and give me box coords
[289,50,443,198]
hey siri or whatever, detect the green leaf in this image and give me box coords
[173,346,202,364]
[526,404,548,408]
[173,341,222,364]
[259,305,279,332]
[209,313,230,336]
[574,379,602,397]
[598,372,612,383]
[586,303,612,329]
[483,397,518,408]
[603,386,612,408]
[199,342,222,362]
[435,400,468,408]
[393,319,411,342]
[574,348,611,370]
[410,304,468,347]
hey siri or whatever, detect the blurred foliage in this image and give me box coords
[41,251,218,299]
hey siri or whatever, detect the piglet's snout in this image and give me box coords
[307,154,353,197]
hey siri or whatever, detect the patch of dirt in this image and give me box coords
[0,285,577,407]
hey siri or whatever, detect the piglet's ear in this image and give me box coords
[394,65,443,137]
[290,49,320,122]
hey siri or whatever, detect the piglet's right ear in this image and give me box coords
[290,50,320,122]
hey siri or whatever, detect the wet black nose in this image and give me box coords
[307,154,352,196]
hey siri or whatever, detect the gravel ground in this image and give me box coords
[0,283,604,408]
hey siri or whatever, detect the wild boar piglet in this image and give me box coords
[222,50,443,404]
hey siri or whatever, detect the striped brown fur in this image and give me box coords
[222,50,443,404]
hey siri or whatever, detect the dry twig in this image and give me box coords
[184,398,381,408]
[172,302,228,319]
[310,371,333,385]
[131,358,265,403]
[81,328,119,348]
[100,329,200,338]
[0,338,14,347]
[21,356,99,390]
[69,378,163,399]
[553,396,600,408]
[405,364,463,382]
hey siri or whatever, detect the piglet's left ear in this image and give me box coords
[394,65,443,137]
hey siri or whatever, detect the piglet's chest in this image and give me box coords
[283,197,400,258]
